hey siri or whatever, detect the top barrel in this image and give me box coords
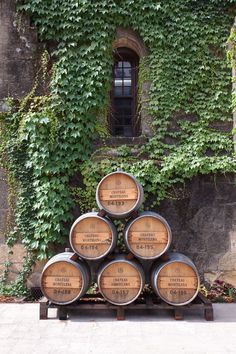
[96,171,143,218]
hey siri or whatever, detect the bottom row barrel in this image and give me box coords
[151,253,200,306]
[41,252,200,306]
[41,252,90,305]
[98,255,145,305]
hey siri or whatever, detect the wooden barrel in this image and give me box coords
[69,212,117,260]
[96,171,143,218]
[124,211,172,260]
[151,252,200,306]
[97,255,145,305]
[41,252,90,305]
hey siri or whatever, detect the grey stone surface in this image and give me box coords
[0,0,39,100]
[0,210,8,234]
[0,303,235,354]
[155,175,236,275]
[0,181,9,210]
[0,169,8,244]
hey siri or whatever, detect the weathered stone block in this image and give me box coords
[0,182,9,210]
[0,231,5,244]
[32,260,47,273]
[9,244,26,263]
[0,209,8,233]
[218,252,236,271]
[0,0,39,99]
[204,271,222,285]
[0,169,7,180]
[7,262,24,282]
[190,207,225,232]
[0,264,5,277]
[205,270,236,288]
[27,272,41,288]
[0,244,8,263]
[229,230,236,252]
[219,271,236,288]
[155,175,236,278]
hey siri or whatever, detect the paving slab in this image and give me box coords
[0,303,235,354]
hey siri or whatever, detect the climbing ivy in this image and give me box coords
[1,0,236,294]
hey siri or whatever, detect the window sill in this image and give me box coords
[93,136,148,149]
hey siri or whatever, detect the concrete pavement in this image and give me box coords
[0,303,236,354]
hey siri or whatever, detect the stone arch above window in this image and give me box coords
[113,28,148,58]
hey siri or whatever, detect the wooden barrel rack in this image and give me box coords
[39,292,213,321]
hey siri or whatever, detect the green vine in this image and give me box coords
[1,0,236,295]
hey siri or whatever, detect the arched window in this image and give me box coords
[110,47,140,137]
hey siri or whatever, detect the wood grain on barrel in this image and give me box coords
[41,262,83,304]
[71,217,112,259]
[98,173,139,214]
[127,215,169,258]
[157,261,198,305]
[99,261,142,305]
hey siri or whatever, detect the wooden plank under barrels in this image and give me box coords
[96,172,141,216]
[98,260,143,305]
[156,261,199,305]
[41,261,83,304]
[70,215,114,259]
[125,213,171,259]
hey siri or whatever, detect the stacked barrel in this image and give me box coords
[41,171,200,307]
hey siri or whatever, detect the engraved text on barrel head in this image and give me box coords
[98,173,139,214]
[71,217,113,259]
[157,261,198,304]
[128,215,169,258]
[42,262,83,304]
[100,261,142,304]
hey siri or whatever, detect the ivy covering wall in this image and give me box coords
[0,0,236,294]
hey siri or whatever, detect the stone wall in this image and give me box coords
[0,0,39,101]
[0,169,26,281]
[156,174,236,285]
[0,0,38,282]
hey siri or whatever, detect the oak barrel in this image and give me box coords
[69,212,117,260]
[96,171,143,218]
[124,211,172,260]
[97,255,145,305]
[151,252,200,306]
[41,252,90,305]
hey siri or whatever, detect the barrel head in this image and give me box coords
[98,260,144,305]
[41,261,83,304]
